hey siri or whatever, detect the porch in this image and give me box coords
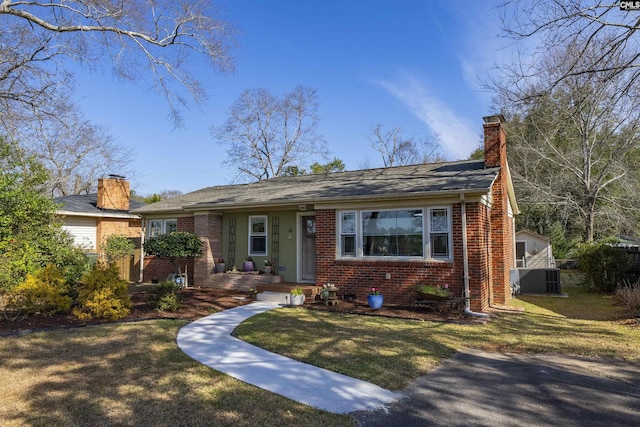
[198,271,284,291]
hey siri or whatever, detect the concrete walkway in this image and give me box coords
[176,302,400,414]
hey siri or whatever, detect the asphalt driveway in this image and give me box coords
[352,349,640,427]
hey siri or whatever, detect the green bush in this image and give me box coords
[575,242,631,293]
[7,264,72,316]
[103,235,135,264]
[150,281,183,312]
[73,263,131,320]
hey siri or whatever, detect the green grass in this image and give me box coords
[0,320,350,426]
[4,271,638,424]
[235,271,640,390]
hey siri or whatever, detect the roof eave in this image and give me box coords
[56,210,141,219]
[178,187,494,212]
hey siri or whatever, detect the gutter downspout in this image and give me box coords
[460,194,489,318]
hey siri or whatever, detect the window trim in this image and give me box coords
[427,207,453,260]
[339,211,357,257]
[248,215,268,257]
[336,206,453,261]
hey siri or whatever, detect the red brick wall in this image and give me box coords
[465,201,492,311]
[142,256,194,283]
[193,213,222,286]
[178,216,194,233]
[141,216,196,284]
[315,206,478,306]
[484,118,513,307]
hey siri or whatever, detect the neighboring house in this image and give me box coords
[55,176,146,282]
[515,230,555,269]
[133,116,518,311]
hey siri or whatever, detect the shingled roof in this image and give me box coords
[133,160,500,215]
[55,193,146,218]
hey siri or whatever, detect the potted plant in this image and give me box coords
[215,258,226,273]
[367,287,384,309]
[290,287,305,306]
[416,283,451,300]
[243,257,254,272]
[264,260,273,274]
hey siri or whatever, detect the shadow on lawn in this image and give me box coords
[0,320,349,426]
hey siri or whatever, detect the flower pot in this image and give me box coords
[215,263,226,273]
[243,261,254,272]
[367,294,384,310]
[264,266,272,274]
[290,294,305,306]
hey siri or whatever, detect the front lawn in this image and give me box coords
[235,272,640,390]
[0,320,350,426]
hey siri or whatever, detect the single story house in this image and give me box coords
[515,230,555,269]
[55,176,145,281]
[133,116,518,312]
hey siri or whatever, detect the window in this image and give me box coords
[148,219,177,238]
[249,216,267,256]
[340,212,356,257]
[428,208,451,259]
[336,207,452,260]
[165,219,177,234]
[362,209,423,257]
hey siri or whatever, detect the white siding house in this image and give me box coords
[61,216,97,250]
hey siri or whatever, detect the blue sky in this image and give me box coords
[71,0,507,195]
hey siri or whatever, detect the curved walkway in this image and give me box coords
[176,302,400,414]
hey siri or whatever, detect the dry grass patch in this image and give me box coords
[0,320,350,426]
[235,274,640,390]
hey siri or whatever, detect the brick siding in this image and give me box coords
[315,206,474,306]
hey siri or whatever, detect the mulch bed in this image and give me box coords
[0,287,479,336]
[303,297,475,322]
[0,288,252,336]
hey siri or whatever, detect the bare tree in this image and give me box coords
[498,41,640,242]
[16,98,133,196]
[0,0,235,127]
[212,86,327,181]
[498,0,640,96]
[369,124,442,167]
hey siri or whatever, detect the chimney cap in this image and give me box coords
[107,174,126,180]
[483,114,505,125]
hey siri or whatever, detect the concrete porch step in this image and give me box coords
[256,291,291,304]
[256,283,319,298]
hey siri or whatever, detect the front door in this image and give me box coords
[300,215,316,282]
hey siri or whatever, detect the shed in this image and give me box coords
[515,230,554,269]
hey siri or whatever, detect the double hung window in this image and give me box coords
[249,216,267,256]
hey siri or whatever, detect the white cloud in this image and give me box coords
[377,75,479,160]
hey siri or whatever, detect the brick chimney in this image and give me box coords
[97,175,130,211]
[483,114,506,169]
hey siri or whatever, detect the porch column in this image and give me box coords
[193,212,222,286]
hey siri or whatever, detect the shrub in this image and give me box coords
[575,242,631,293]
[6,264,72,316]
[415,283,450,297]
[615,280,640,312]
[103,235,135,264]
[150,282,182,312]
[73,263,131,320]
